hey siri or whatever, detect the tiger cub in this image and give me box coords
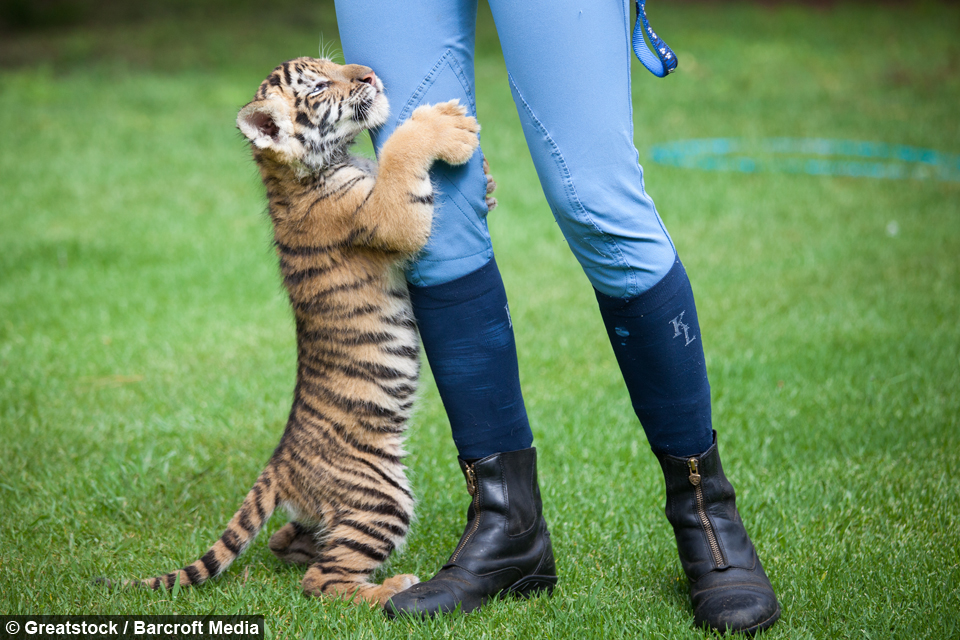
[133,58,481,605]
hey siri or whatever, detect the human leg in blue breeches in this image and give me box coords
[335,0,532,461]
[336,0,710,459]
[335,0,778,631]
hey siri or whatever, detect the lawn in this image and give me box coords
[1,1,958,638]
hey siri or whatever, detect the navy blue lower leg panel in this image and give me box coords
[409,258,533,459]
[595,258,714,457]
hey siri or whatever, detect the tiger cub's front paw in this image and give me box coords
[410,100,480,166]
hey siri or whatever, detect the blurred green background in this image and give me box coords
[1,1,958,638]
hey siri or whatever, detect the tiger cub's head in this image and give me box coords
[237,57,388,175]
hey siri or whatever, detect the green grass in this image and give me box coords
[1,1,959,637]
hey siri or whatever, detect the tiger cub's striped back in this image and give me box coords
[125,57,482,606]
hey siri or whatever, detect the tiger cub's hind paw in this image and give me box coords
[374,573,420,606]
[268,522,321,565]
[302,571,420,606]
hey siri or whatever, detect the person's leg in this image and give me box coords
[335,0,532,459]
[486,0,711,457]
[335,0,556,618]
[594,258,712,458]
[487,0,778,632]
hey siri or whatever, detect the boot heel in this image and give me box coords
[506,574,558,598]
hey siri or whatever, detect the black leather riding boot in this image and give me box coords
[656,433,780,635]
[384,447,557,617]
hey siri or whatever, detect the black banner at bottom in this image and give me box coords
[2,616,264,640]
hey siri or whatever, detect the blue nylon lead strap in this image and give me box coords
[633,0,678,78]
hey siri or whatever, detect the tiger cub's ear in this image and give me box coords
[237,100,295,154]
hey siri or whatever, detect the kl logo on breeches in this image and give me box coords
[670,311,696,346]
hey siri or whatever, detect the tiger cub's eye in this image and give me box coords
[307,82,330,98]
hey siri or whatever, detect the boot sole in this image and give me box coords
[504,574,558,599]
[704,604,780,636]
[384,574,558,619]
[742,605,781,636]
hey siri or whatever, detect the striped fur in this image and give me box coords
[131,58,482,606]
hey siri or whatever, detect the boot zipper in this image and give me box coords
[688,458,725,567]
[450,464,481,562]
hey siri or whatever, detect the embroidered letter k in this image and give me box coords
[669,311,697,346]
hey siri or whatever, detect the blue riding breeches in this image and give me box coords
[334,0,677,299]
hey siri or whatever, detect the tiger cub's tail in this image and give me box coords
[138,467,281,590]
